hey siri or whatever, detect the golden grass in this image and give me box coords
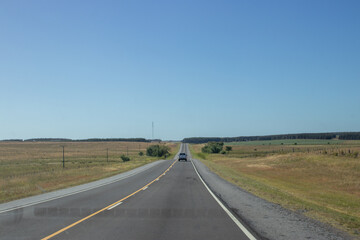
[190,142,360,236]
[0,141,179,203]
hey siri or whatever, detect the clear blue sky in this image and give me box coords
[1,0,359,140]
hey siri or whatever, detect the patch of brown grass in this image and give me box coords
[0,141,179,203]
[190,142,360,236]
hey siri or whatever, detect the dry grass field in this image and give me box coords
[190,140,360,236]
[0,141,179,203]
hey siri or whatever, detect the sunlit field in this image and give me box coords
[0,141,179,203]
[190,140,360,236]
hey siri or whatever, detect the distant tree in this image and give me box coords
[138,151,144,156]
[146,145,170,157]
[225,146,232,151]
[202,142,224,153]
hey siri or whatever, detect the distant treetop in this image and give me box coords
[182,132,360,144]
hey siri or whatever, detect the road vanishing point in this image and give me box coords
[0,144,257,240]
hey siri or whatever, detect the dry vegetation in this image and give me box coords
[0,141,179,203]
[190,140,360,236]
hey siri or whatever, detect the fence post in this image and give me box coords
[62,146,65,168]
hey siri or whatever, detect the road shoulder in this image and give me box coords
[191,158,353,240]
[0,160,165,214]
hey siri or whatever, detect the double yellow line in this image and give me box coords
[42,159,177,240]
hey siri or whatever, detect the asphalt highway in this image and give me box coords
[0,144,255,240]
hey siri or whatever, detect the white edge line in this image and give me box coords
[107,202,122,210]
[190,159,257,240]
[0,161,165,214]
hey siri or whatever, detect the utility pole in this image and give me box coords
[106,148,108,162]
[62,146,65,168]
[152,121,154,140]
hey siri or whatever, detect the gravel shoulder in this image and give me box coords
[191,157,354,240]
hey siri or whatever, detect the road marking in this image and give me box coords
[41,159,177,240]
[142,186,148,190]
[107,202,122,210]
[190,158,257,240]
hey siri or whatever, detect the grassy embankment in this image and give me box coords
[0,141,179,203]
[190,140,360,236]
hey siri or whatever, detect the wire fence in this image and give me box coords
[0,141,175,179]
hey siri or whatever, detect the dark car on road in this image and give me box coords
[178,153,187,161]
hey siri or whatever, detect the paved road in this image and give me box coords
[0,144,255,240]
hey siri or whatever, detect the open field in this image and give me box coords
[190,140,360,236]
[0,141,179,203]
[225,139,353,145]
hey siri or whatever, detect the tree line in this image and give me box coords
[183,132,360,144]
[1,138,152,142]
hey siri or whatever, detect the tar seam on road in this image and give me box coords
[41,159,177,240]
[190,159,257,240]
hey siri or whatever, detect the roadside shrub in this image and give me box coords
[138,151,144,156]
[121,155,130,162]
[220,150,226,154]
[146,145,170,157]
[225,146,232,151]
[197,152,207,159]
[201,142,224,153]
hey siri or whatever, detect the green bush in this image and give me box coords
[225,146,232,151]
[138,151,144,156]
[220,150,226,154]
[146,145,170,157]
[121,155,130,162]
[201,142,224,153]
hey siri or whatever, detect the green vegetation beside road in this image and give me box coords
[146,144,171,157]
[0,141,179,203]
[190,140,360,237]
[201,142,224,153]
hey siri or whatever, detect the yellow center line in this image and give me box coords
[41,159,177,240]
